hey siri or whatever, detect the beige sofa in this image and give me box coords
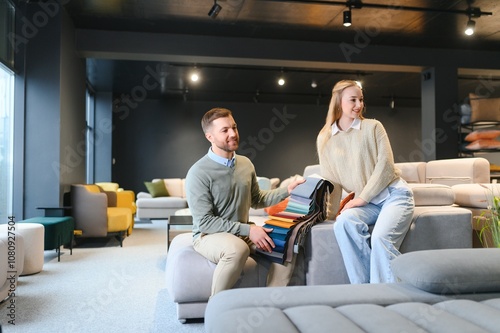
[452,182,500,247]
[304,157,490,285]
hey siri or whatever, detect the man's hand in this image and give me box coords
[249,225,275,253]
[287,175,306,194]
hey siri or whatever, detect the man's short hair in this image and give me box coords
[201,108,233,133]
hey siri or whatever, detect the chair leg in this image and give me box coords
[114,231,125,247]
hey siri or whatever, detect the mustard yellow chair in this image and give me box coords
[95,182,137,216]
[70,185,133,246]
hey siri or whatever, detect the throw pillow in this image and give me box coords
[336,192,355,218]
[469,93,500,123]
[391,249,500,294]
[144,181,170,197]
[465,139,500,150]
[464,129,500,142]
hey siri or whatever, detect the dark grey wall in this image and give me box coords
[22,5,86,218]
[112,98,421,194]
[23,5,62,218]
[60,9,87,198]
[94,92,113,182]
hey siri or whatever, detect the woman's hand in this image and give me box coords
[341,197,367,213]
[287,176,306,194]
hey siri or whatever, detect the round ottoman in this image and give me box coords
[0,231,25,279]
[0,223,44,275]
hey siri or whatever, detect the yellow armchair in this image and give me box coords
[96,182,137,216]
[71,184,133,246]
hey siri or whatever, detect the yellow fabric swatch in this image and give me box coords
[265,219,296,229]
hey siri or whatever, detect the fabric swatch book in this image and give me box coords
[256,174,334,264]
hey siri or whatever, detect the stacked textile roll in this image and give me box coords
[256,175,334,264]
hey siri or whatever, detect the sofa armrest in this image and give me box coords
[137,192,152,199]
[409,183,455,206]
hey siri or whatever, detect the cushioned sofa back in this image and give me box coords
[303,164,321,178]
[395,162,426,183]
[152,178,185,198]
[425,157,490,186]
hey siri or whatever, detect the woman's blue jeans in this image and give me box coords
[333,179,414,284]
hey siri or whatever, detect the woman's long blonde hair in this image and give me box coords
[317,80,365,153]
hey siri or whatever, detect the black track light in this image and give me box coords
[343,9,352,27]
[465,18,475,36]
[208,1,222,19]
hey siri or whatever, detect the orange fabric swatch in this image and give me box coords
[264,197,289,216]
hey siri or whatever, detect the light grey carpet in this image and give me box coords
[0,220,204,333]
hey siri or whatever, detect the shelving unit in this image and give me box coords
[458,121,500,182]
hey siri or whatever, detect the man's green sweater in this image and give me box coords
[186,154,289,240]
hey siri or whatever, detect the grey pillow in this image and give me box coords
[391,248,500,294]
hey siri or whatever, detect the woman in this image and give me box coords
[316,80,414,284]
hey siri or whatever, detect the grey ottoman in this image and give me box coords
[304,206,473,286]
[165,232,269,322]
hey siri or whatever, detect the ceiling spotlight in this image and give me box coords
[311,81,318,88]
[343,9,352,27]
[208,1,222,19]
[278,69,286,86]
[390,96,395,110]
[253,89,260,103]
[190,68,200,82]
[465,19,475,36]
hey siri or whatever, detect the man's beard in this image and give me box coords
[216,137,239,153]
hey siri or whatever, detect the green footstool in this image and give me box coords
[19,216,74,262]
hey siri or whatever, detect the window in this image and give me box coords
[0,0,14,68]
[0,62,14,222]
[86,88,96,184]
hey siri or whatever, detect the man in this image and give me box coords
[185,107,305,296]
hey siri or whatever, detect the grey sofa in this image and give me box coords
[164,158,487,322]
[206,248,500,333]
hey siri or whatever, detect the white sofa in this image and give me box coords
[136,177,280,220]
[136,178,189,219]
